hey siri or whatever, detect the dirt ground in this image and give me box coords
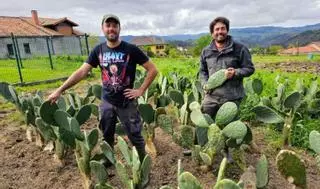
[255,61,320,74]
[1,107,319,189]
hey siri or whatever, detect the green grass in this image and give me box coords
[0,55,100,84]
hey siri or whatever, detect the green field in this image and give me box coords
[0,55,319,85]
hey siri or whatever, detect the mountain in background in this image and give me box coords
[118,23,320,48]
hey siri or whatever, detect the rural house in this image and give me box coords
[0,10,85,59]
[130,36,167,56]
[280,41,320,55]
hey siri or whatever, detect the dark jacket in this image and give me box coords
[199,36,255,100]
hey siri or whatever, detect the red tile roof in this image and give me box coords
[0,16,83,37]
[281,45,320,54]
[130,36,167,46]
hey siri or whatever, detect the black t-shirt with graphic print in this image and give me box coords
[86,41,149,106]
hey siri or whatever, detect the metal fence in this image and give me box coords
[0,33,94,85]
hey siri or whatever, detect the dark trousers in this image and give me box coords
[99,100,146,160]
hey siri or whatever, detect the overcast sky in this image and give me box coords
[1,0,320,36]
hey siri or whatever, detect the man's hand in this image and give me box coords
[124,88,144,99]
[47,89,62,104]
[225,67,235,79]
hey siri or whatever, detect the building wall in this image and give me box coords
[0,36,82,59]
[150,44,166,56]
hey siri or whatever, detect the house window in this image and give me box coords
[24,43,31,54]
[156,45,164,50]
[7,44,14,56]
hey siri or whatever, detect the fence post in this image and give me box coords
[46,36,53,70]
[79,36,83,55]
[50,36,55,55]
[85,33,90,56]
[11,33,23,83]
[14,36,23,68]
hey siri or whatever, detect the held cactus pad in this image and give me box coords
[204,69,227,90]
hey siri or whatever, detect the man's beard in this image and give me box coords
[215,34,227,43]
[106,33,119,42]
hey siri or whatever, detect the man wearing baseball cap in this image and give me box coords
[48,14,158,166]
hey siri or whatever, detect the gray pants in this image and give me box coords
[99,99,146,160]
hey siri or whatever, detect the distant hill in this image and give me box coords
[119,23,320,48]
[280,29,320,47]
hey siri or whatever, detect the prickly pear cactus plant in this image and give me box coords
[214,179,241,189]
[276,150,306,188]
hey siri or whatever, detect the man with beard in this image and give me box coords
[199,17,255,119]
[48,14,158,164]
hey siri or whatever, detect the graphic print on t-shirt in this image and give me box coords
[99,51,130,95]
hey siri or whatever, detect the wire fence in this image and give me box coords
[0,33,99,85]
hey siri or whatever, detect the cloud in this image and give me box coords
[0,0,319,35]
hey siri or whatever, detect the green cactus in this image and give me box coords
[75,104,92,125]
[169,89,184,107]
[159,186,173,189]
[256,154,268,188]
[192,145,202,164]
[200,152,212,166]
[215,102,238,128]
[86,129,99,151]
[132,147,141,185]
[139,155,152,189]
[115,161,132,189]
[90,160,107,184]
[204,69,227,90]
[180,125,195,148]
[252,105,284,124]
[189,101,201,112]
[100,141,116,165]
[117,136,132,165]
[284,91,301,110]
[252,78,263,95]
[203,124,225,158]
[0,82,13,102]
[240,126,251,145]
[138,103,155,124]
[309,130,320,154]
[216,157,227,183]
[276,150,306,188]
[178,172,203,189]
[67,105,76,116]
[191,110,210,127]
[222,121,247,140]
[214,179,241,189]
[92,84,102,100]
[56,96,67,110]
[70,117,85,141]
[40,100,59,125]
[94,184,114,189]
[157,114,173,135]
[35,118,57,141]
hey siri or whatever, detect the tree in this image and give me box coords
[192,34,211,57]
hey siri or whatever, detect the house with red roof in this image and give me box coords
[280,41,320,55]
[130,36,167,56]
[0,10,85,58]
